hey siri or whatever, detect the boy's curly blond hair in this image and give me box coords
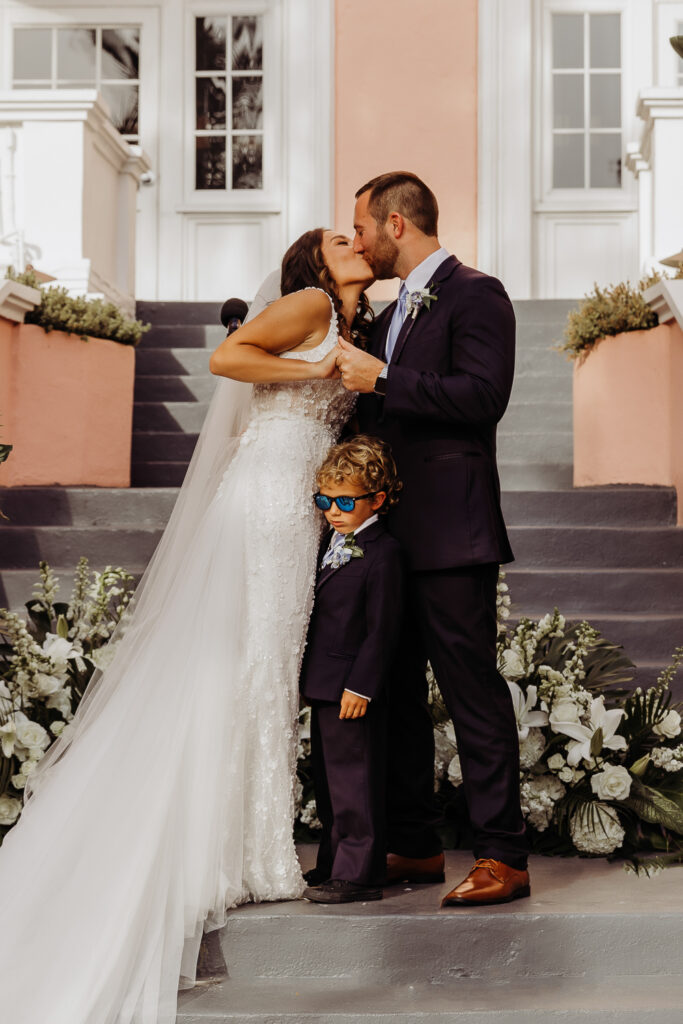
[316,435,402,513]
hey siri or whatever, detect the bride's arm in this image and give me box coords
[209,290,339,383]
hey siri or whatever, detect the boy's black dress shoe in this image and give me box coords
[303,867,330,886]
[303,879,383,903]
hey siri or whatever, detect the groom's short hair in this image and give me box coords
[355,172,438,237]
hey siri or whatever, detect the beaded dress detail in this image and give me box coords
[0,291,355,1024]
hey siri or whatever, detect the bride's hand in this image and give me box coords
[312,345,342,380]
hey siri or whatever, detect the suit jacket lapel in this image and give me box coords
[315,520,385,592]
[390,255,462,366]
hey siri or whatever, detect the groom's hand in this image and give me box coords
[336,338,386,393]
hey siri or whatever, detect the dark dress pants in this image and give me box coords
[387,563,528,870]
[311,699,387,886]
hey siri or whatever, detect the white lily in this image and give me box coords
[552,696,626,767]
[507,682,549,740]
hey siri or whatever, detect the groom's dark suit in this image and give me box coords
[357,255,528,869]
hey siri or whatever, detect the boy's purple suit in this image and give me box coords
[357,255,528,869]
[300,519,405,885]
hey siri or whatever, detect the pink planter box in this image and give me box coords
[573,322,683,525]
[0,320,135,487]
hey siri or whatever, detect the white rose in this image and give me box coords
[34,672,66,697]
[14,716,50,757]
[0,794,22,826]
[500,649,526,682]
[50,721,66,737]
[549,698,581,730]
[590,764,632,801]
[10,759,38,790]
[558,766,574,783]
[547,753,565,771]
[653,710,682,740]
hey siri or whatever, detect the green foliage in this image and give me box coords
[560,276,660,362]
[5,267,149,347]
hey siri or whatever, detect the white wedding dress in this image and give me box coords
[0,291,355,1023]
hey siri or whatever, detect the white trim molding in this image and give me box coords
[0,279,41,322]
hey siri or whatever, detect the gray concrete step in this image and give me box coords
[0,487,178,527]
[138,324,225,350]
[176,975,683,1023]
[497,431,573,463]
[501,486,676,526]
[134,375,217,403]
[506,567,683,613]
[175,849,683,1022]
[131,432,199,462]
[498,463,574,491]
[509,525,683,568]
[131,462,189,487]
[500,399,572,434]
[0,526,163,569]
[137,301,223,326]
[133,402,210,433]
[135,348,214,376]
[512,298,578,324]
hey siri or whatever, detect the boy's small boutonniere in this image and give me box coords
[342,532,364,560]
[405,282,438,320]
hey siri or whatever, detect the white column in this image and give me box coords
[0,90,150,316]
[629,88,683,270]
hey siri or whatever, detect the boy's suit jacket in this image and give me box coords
[357,255,515,572]
[300,519,406,703]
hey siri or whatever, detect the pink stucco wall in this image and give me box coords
[334,0,478,300]
[573,324,683,525]
[0,322,135,487]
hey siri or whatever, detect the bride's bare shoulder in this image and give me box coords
[270,288,332,321]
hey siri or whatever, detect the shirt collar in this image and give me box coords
[402,246,450,296]
[330,513,379,544]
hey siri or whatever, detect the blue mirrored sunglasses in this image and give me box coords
[314,492,377,512]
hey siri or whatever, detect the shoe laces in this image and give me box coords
[470,858,506,884]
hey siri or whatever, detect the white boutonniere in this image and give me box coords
[405,282,438,320]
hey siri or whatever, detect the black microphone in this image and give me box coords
[220,298,249,335]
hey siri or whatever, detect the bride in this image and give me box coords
[0,228,373,1023]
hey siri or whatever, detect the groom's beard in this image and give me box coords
[366,226,400,280]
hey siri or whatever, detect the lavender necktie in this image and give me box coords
[384,283,408,363]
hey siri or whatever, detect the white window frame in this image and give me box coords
[10,23,142,141]
[184,0,281,211]
[537,0,633,209]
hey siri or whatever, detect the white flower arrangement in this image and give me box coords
[0,559,134,843]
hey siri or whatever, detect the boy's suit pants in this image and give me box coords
[310,699,387,886]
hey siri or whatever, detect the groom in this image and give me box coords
[336,171,529,906]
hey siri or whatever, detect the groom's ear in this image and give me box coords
[387,212,405,239]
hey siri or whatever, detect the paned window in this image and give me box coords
[551,12,622,189]
[194,15,263,190]
[12,26,140,141]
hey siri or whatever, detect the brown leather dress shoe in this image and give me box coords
[441,858,530,907]
[385,851,445,886]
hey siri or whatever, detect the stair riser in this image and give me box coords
[135,349,215,376]
[131,433,199,462]
[498,465,574,490]
[506,570,683,613]
[512,299,578,323]
[501,488,677,527]
[509,527,683,568]
[134,376,216,402]
[217,914,681,985]
[0,488,179,528]
[133,403,210,433]
[139,325,225,349]
[500,402,572,434]
[509,613,682,664]
[132,463,189,487]
[513,347,573,377]
[0,530,162,569]
[497,433,573,464]
[136,301,224,326]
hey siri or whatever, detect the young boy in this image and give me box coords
[300,435,406,904]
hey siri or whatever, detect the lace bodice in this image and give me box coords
[246,289,356,438]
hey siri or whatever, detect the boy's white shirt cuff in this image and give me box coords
[344,689,371,702]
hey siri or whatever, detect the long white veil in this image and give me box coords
[27,269,282,797]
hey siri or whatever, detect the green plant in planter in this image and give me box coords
[560,275,662,363]
[5,268,150,347]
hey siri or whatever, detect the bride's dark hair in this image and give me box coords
[280,228,374,347]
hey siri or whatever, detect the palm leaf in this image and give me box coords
[623,779,683,836]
